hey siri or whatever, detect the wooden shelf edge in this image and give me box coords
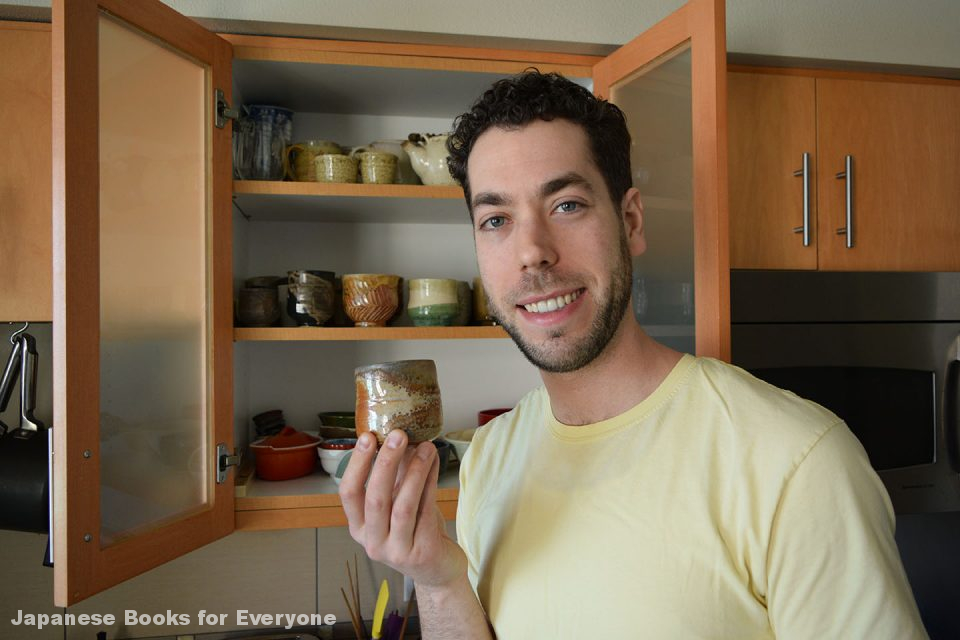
[233,180,464,200]
[235,499,458,531]
[234,325,508,341]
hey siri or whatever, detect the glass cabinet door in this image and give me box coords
[52,0,234,606]
[593,0,730,360]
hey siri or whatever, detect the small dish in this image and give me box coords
[443,428,478,463]
[318,438,357,477]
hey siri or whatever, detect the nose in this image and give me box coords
[515,217,558,272]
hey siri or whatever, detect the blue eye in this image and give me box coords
[556,201,580,213]
[480,216,506,230]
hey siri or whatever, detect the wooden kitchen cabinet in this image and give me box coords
[51,0,728,604]
[0,22,51,321]
[729,68,960,271]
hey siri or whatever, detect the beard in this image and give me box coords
[487,235,634,374]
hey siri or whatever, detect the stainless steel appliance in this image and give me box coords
[730,271,960,515]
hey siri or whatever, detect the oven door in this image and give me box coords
[731,322,960,514]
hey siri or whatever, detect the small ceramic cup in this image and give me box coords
[237,287,280,327]
[342,274,401,327]
[315,153,358,183]
[283,140,342,181]
[287,271,335,326]
[408,278,459,326]
[355,150,398,185]
[472,277,496,325]
[354,359,443,444]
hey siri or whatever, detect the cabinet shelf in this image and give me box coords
[233,180,468,223]
[234,325,508,341]
[234,465,461,531]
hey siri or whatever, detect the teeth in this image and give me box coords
[523,290,580,313]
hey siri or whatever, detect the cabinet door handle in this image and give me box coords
[791,152,811,246]
[835,155,854,249]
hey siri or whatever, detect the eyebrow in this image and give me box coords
[540,172,593,199]
[471,172,594,211]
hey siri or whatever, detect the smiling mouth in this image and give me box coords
[520,289,583,314]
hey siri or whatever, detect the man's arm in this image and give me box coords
[766,423,927,639]
[339,429,493,639]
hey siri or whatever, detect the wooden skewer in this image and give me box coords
[353,554,368,638]
[340,587,362,640]
[398,588,416,639]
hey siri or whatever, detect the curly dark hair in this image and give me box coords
[447,70,633,214]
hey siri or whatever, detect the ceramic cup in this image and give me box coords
[354,359,443,444]
[315,153,358,183]
[472,277,496,325]
[237,287,280,327]
[355,150,399,185]
[283,140,342,181]
[342,274,401,327]
[286,271,335,326]
[367,139,420,184]
[408,278,459,326]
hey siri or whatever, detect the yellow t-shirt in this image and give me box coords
[456,354,927,639]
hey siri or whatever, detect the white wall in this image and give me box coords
[8,0,960,69]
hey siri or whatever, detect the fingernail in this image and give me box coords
[417,444,433,460]
[357,433,372,450]
[386,430,404,449]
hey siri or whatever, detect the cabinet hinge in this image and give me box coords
[216,442,241,484]
[214,88,240,129]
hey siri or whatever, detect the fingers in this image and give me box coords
[389,442,439,550]
[363,429,410,549]
[413,450,441,546]
[339,431,378,539]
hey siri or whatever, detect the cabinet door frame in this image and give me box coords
[593,0,730,361]
[52,0,234,606]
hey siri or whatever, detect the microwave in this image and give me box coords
[730,271,960,514]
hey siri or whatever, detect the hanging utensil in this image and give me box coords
[0,335,24,436]
[19,332,45,432]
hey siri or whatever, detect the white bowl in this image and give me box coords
[444,428,478,463]
[317,439,356,478]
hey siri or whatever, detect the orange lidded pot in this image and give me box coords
[249,426,321,481]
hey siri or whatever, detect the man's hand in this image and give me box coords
[339,429,467,588]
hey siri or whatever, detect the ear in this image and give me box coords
[620,187,646,257]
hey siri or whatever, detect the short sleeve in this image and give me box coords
[766,422,928,639]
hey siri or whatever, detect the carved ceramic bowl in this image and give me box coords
[342,274,400,327]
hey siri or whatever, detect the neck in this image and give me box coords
[540,319,683,426]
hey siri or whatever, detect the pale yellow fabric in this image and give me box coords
[456,354,927,639]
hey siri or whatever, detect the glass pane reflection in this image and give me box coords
[610,46,694,353]
[98,14,208,542]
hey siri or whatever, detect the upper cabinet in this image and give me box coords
[729,69,960,271]
[0,22,51,321]
[46,0,728,605]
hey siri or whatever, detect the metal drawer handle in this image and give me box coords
[835,155,854,249]
[792,152,811,246]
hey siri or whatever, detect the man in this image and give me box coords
[339,71,926,638]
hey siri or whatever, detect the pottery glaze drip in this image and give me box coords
[355,360,443,443]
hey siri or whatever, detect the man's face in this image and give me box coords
[467,119,645,373]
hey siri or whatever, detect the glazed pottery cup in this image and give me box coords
[237,287,280,327]
[472,276,496,325]
[342,274,401,327]
[286,272,335,326]
[354,359,443,444]
[355,150,399,184]
[367,139,420,184]
[315,153,358,183]
[408,278,459,326]
[283,140,342,181]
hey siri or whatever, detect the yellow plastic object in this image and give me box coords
[372,578,389,639]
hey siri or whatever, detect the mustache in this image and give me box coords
[505,271,582,305]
